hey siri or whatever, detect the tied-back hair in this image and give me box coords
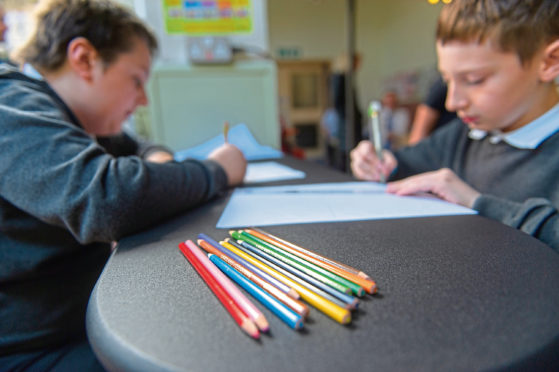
[436,0,559,65]
[13,0,158,71]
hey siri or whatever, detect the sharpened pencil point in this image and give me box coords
[346,298,359,310]
[254,315,269,332]
[241,318,260,339]
[287,288,300,300]
[358,272,372,280]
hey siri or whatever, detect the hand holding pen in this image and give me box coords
[348,101,397,182]
[207,121,247,186]
[350,140,397,182]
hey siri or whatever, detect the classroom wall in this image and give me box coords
[132,0,268,64]
[268,0,443,106]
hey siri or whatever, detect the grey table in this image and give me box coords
[86,157,559,372]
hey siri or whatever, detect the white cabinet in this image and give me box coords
[136,60,280,152]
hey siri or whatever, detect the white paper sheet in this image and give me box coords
[244,162,306,183]
[217,182,477,228]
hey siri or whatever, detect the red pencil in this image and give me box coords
[179,241,259,339]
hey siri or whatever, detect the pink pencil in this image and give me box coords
[179,241,259,339]
[183,240,269,332]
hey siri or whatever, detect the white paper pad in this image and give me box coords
[244,162,306,183]
[217,182,477,228]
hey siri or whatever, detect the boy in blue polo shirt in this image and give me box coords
[351,0,559,251]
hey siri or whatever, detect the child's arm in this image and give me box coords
[386,168,480,208]
[474,196,559,252]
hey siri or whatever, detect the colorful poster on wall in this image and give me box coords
[162,0,253,35]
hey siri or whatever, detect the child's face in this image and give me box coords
[437,39,543,133]
[84,37,151,136]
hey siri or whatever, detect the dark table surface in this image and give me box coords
[86,157,559,372]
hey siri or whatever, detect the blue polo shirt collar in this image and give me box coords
[468,101,559,149]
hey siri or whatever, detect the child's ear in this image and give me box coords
[540,39,559,82]
[66,37,99,82]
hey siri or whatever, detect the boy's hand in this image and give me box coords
[350,140,397,182]
[145,151,174,163]
[208,143,247,186]
[386,168,480,208]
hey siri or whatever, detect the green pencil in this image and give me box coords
[231,230,364,297]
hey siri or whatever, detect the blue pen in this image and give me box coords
[209,254,304,330]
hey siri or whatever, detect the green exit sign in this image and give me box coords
[277,47,302,59]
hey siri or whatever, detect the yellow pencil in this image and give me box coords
[223,121,229,143]
[220,240,351,325]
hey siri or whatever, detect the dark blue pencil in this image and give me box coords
[209,254,304,330]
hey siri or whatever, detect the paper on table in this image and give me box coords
[216,182,477,228]
[174,123,282,162]
[244,162,305,183]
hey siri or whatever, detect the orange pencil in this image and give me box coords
[178,241,259,339]
[198,239,309,318]
[247,227,377,294]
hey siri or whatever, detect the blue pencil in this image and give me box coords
[198,233,299,299]
[209,254,304,330]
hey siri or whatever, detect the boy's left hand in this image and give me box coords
[386,168,480,208]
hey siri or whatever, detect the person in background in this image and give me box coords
[0,0,246,370]
[408,74,457,145]
[0,5,6,41]
[350,0,559,252]
[0,2,10,63]
[378,90,410,150]
[322,52,364,172]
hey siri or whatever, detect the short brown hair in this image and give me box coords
[15,0,158,71]
[436,0,559,64]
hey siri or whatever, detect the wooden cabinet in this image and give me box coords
[277,60,330,160]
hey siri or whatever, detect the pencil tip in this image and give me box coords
[242,319,260,339]
[254,316,270,332]
[358,272,371,280]
[287,288,300,300]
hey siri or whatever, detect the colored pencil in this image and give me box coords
[250,227,374,282]
[223,121,229,143]
[238,229,366,296]
[231,230,364,297]
[209,254,304,330]
[198,239,309,318]
[180,240,269,332]
[198,233,299,300]
[243,228,377,294]
[229,239,355,310]
[220,240,351,324]
[178,241,259,339]
[234,238,359,309]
